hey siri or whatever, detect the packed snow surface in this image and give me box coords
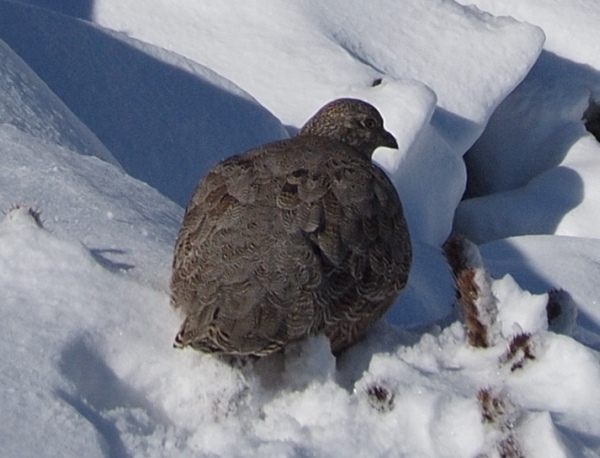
[1,0,600,456]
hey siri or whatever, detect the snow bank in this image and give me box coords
[92,0,544,134]
[0,38,118,167]
[0,125,181,288]
[455,135,600,243]
[90,0,544,245]
[456,0,600,242]
[0,1,288,207]
[3,201,599,456]
[458,0,600,70]
[456,57,600,240]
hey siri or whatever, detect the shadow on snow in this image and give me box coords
[0,1,285,207]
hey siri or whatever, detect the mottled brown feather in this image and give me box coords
[170,98,412,356]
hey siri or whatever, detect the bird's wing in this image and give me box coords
[170,139,411,355]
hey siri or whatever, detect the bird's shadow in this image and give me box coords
[90,248,135,272]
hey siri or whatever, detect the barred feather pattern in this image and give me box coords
[170,99,412,356]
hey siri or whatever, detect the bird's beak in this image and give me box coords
[381,130,399,149]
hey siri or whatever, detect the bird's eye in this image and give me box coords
[364,118,377,129]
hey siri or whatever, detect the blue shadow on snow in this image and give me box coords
[0,1,284,207]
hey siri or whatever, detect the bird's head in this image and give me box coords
[298,98,398,157]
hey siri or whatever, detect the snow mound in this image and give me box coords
[91,0,544,245]
[0,38,118,167]
[456,1,600,242]
[0,205,178,458]
[457,62,600,242]
[458,0,600,70]
[0,1,288,206]
[0,125,181,288]
[93,0,544,135]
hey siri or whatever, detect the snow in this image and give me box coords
[1,0,600,456]
[0,1,288,207]
[90,0,545,245]
[457,0,600,71]
[482,235,600,341]
[0,38,118,167]
[454,0,600,243]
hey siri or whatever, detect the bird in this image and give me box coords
[170,98,412,357]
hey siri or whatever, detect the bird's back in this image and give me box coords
[170,135,411,356]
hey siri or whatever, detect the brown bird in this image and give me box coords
[170,98,412,357]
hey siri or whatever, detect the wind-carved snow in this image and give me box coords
[0,1,288,207]
[455,0,600,243]
[90,0,545,245]
[457,0,600,71]
[0,38,118,167]
[0,125,181,289]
